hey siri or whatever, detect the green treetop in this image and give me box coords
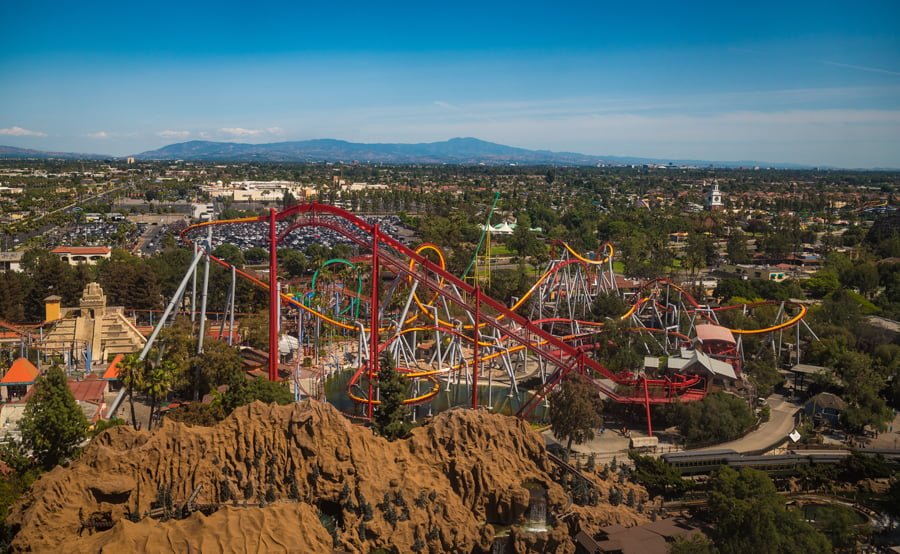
[372,351,410,441]
[19,365,88,470]
[549,373,604,453]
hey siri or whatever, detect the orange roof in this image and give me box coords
[102,354,124,380]
[51,246,111,255]
[1,358,39,385]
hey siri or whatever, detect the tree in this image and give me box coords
[674,392,755,445]
[372,352,410,440]
[685,231,716,275]
[669,534,717,554]
[19,365,88,470]
[726,229,750,264]
[706,467,830,554]
[143,360,174,431]
[212,244,245,267]
[815,504,867,550]
[549,373,604,453]
[628,451,689,499]
[241,309,270,350]
[279,248,308,278]
[220,375,294,414]
[744,352,782,398]
[591,291,628,320]
[193,340,244,397]
[119,353,144,428]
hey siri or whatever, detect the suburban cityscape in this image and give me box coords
[0,156,896,552]
[2,1,899,553]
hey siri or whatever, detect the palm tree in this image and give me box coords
[119,353,144,429]
[144,360,174,431]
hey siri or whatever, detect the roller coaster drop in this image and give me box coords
[171,202,813,436]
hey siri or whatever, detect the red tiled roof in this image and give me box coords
[51,246,111,255]
[22,378,107,404]
[102,354,124,380]
[67,380,107,404]
[1,358,39,385]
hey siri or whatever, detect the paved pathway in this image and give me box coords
[695,394,801,453]
[542,394,803,460]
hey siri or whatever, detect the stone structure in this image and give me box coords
[42,283,146,366]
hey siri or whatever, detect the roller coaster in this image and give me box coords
[155,202,814,435]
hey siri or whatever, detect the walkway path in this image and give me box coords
[695,394,801,454]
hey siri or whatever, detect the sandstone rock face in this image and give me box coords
[8,402,646,553]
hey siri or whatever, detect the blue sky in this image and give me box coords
[1,1,899,167]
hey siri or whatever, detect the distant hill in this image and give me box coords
[0,145,110,160]
[134,137,610,165]
[1,138,839,168]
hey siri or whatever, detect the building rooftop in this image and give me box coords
[101,354,124,380]
[580,518,706,554]
[695,324,736,345]
[66,379,107,404]
[789,363,832,376]
[807,392,846,411]
[1,358,39,385]
[669,349,737,380]
[51,246,112,256]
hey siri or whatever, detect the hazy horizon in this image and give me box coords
[2,1,899,168]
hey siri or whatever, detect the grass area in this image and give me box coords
[846,290,880,314]
[612,261,625,273]
[489,242,513,256]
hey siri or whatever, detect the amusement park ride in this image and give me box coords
[5,202,816,436]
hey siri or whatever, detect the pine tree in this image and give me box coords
[609,487,622,506]
[19,365,88,469]
[372,352,410,440]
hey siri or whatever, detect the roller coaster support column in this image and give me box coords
[473,286,480,410]
[197,227,212,355]
[643,378,653,437]
[368,224,380,420]
[228,266,236,346]
[268,208,279,382]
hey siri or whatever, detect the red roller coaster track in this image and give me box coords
[182,202,707,435]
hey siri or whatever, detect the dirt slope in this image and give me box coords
[8,401,645,553]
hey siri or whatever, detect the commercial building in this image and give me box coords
[51,246,112,266]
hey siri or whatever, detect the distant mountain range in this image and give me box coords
[134,138,612,165]
[0,137,838,168]
[0,145,109,160]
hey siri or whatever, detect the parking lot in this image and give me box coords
[200,215,414,252]
[40,222,142,250]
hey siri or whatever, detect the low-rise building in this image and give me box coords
[668,348,737,387]
[0,251,23,272]
[51,246,112,265]
[0,358,40,402]
[805,392,845,427]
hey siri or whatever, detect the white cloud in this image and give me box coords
[266,126,285,135]
[87,131,110,139]
[199,131,211,139]
[221,127,264,136]
[157,129,190,138]
[0,126,47,137]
